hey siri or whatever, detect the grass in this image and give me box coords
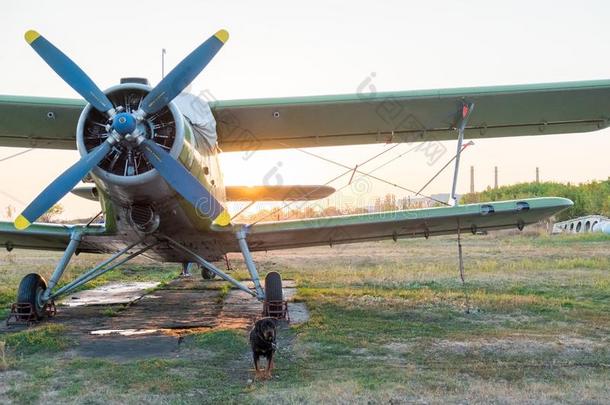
[216,283,232,304]
[0,232,609,403]
[2,330,249,403]
[101,306,123,317]
[3,324,74,355]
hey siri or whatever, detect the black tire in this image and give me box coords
[264,272,284,318]
[265,271,283,301]
[200,267,216,280]
[185,263,216,279]
[17,273,47,318]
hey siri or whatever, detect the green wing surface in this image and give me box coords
[2,80,609,151]
[0,198,572,257]
[0,95,84,149]
[223,198,572,252]
[212,80,610,151]
[0,221,107,252]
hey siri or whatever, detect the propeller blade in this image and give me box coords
[24,30,114,113]
[140,30,228,116]
[139,138,230,226]
[14,141,113,230]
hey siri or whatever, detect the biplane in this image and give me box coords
[3,28,601,320]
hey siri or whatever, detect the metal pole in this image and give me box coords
[51,243,156,299]
[450,102,474,206]
[470,166,475,194]
[161,48,166,79]
[494,166,498,189]
[236,227,264,299]
[75,245,154,290]
[50,239,144,299]
[43,231,82,300]
[163,235,258,298]
[450,130,464,205]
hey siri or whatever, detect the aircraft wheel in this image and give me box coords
[264,271,283,302]
[188,263,216,280]
[17,273,48,317]
[201,267,216,280]
[264,271,285,319]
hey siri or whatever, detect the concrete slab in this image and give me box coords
[72,335,180,360]
[105,289,223,330]
[288,302,310,325]
[59,281,159,307]
[3,276,309,359]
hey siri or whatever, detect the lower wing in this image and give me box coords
[0,222,108,253]
[220,197,572,252]
[0,197,572,256]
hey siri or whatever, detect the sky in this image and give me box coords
[1,0,609,219]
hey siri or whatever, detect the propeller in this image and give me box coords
[139,30,228,116]
[14,30,230,230]
[139,138,229,224]
[14,140,116,230]
[24,30,114,114]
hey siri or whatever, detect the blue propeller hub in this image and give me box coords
[112,112,137,135]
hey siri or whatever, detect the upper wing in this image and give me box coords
[218,197,572,252]
[0,95,84,149]
[212,80,610,151]
[0,221,108,253]
[3,79,610,151]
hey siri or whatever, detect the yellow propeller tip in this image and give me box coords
[14,215,31,230]
[212,210,231,226]
[24,30,40,44]
[214,29,229,44]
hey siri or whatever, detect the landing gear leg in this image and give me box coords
[236,227,264,299]
[43,231,82,301]
[8,231,81,324]
[8,236,157,325]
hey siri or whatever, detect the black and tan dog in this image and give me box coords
[249,317,277,379]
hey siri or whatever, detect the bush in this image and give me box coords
[461,180,610,221]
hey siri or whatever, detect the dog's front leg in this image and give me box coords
[265,354,274,379]
[253,353,261,380]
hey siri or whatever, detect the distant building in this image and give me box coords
[552,215,610,234]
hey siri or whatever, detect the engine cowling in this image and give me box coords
[76,83,191,207]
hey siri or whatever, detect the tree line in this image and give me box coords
[460,180,610,221]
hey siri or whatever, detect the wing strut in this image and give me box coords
[449,101,475,206]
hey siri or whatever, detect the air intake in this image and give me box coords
[128,204,159,233]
